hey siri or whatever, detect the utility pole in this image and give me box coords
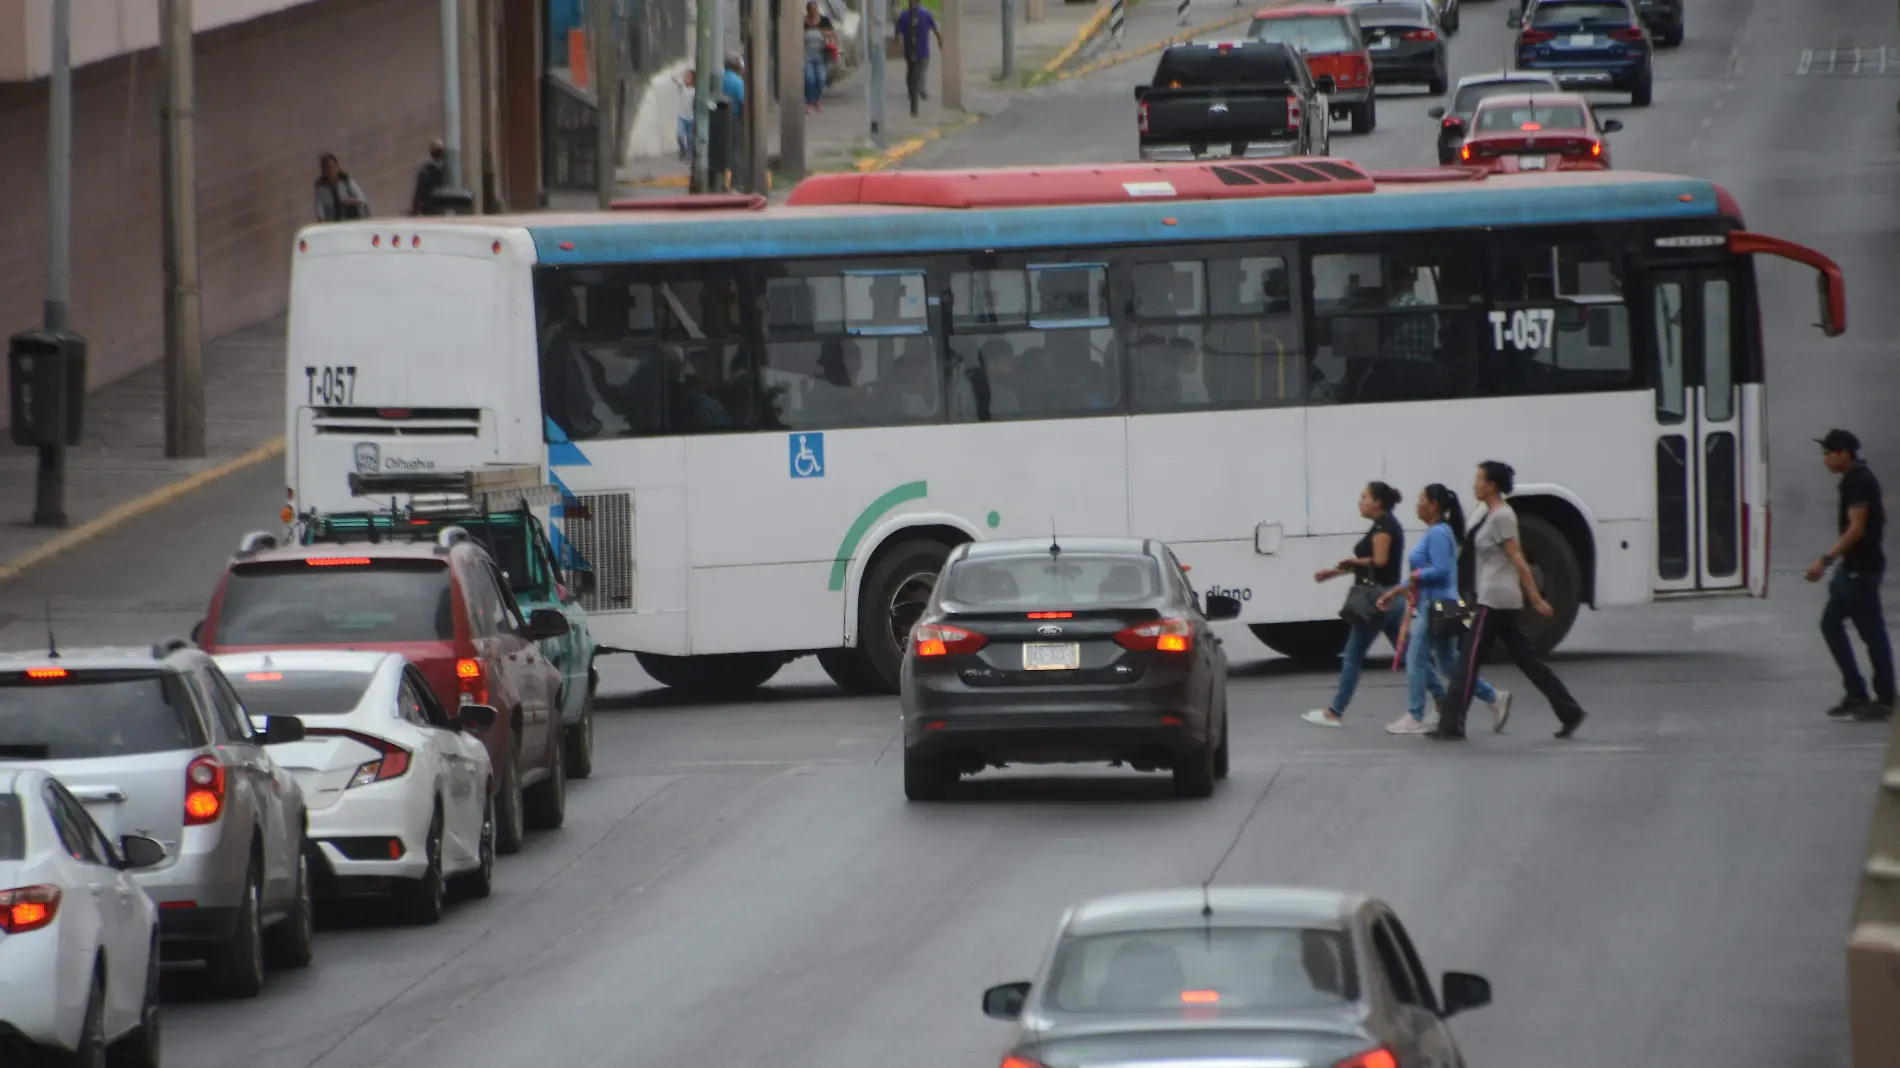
[745,0,769,192]
[478,0,506,209]
[590,0,616,207]
[777,0,805,180]
[460,0,482,206]
[440,0,463,186]
[691,0,721,191]
[867,0,887,148]
[1001,0,1016,82]
[31,0,75,525]
[940,0,963,111]
[159,0,205,460]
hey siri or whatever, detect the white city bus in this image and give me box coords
[283,160,1844,695]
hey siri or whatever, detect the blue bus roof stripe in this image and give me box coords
[527,177,1719,264]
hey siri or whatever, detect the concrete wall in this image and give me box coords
[0,0,333,81]
[0,0,442,392]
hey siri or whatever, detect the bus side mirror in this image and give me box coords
[1818,274,1842,336]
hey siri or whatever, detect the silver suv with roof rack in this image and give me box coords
[0,640,315,998]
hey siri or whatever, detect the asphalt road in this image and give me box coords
[1,0,1894,1064]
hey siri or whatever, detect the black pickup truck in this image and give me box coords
[1135,40,1334,161]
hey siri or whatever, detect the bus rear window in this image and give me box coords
[0,671,204,758]
[216,561,455,645]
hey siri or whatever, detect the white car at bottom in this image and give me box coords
[214,651,496,925]
[0,766,166,1067]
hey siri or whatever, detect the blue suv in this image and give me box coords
[1508,0,1654,106]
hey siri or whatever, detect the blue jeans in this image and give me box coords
[804,57,827,106]
[1408,600,1495,719]
[1331,601,1404,714]
[676,116,691,158]
[1822,568,1896,702]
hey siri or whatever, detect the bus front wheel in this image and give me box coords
[1250,620,1351,665]
[635,652,787,696]
[1511,513,1582,658]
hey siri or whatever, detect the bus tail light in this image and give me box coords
[0,885,60,934]
[1115,618,1193,653]
[1138,99,1150,134]
[456,658,488,705]
[184,756,225,825]
[913,624,987,657]
[1286,93,1302,131]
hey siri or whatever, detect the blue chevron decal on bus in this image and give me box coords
[545,416,592,468]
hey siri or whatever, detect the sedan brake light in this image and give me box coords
[1402,28,1436,41]
[1519,28,1555,43]
[184,755,225,825]
[913,623,987,657]
[999,1057,1048,1068]
[1114,618,1193,653]
[1440,116,1465,130]
[306,727,412,788]
[1609,26,1644,41]
[1333,1048,1399,1068]
[0,885,60,934]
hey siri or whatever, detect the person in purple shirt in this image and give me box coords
[895,0,943,115]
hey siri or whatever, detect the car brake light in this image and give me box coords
[1286,93,1301,130]
[1590,140,1602,157]
[0,885,60,934]
[1520,122,1542,131]
[24,667,66,679]
[306,557,372,567]
[1000,1057,1047,1068]
[1333,1049,1399,1068]
[1520,28,1554,43]
[1460,144,1471,161]
[307,728,413,788]
[1026,612,1073,619]
[1181,989,1220,1003]
[184,755,225,825]
[1609,26,1644,40]
[1114,618,1193,653]
[245,671,283,681]
[912,623,987,657]
[456,657,488,705]
[1440,116,1464,130]
[1138,98,1150,134]
[1402,28,1436,40]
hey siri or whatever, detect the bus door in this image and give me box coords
[1649,265,1744,593]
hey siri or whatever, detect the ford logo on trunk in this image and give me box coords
[1037,625,1063,636]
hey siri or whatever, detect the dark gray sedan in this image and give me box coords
[899,537,1240,802]
[982,886,1491,1068]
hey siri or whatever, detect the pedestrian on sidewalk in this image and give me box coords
[724,54,748,186]
[1303,481,1406,728]
[804,2,836,111]
[313,153,370,222]
[676,69,696,160]
[895,0,942,117]
[1806,428,1894,722]
[1435,461,1587,741]
[409,140,447,215]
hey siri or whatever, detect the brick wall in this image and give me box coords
[0,0,443,397]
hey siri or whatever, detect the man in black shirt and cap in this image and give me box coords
[1805,428,1892,721]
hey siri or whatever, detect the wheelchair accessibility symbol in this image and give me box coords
[789,433,824,479]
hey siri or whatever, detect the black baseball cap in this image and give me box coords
[1816,429,1861,453]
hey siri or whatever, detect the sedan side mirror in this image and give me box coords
[457,703,498,733]
[1314,74,1336,94]
[119,835,167,870]
[1427,105,1446,119]
[1441,971,1492,1017]
[523,607,572,640]
[1599,118,1623,133]
[263,716,306,745]
[982,981,1031,1020]
[1203,593,1243,621]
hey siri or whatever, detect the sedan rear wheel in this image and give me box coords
[109,940,161,1067]
[450,788,496,899]
[204,860,265,998]
[903,749,956,802]
[524,725,567,832]
[72,968,106,1068]
[1172,742,1216,799]
[262,844,314,969]
[393,807,446,926]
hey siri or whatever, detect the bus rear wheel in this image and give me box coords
[1251,620,1351,665]
[1510,513,1583,658]
[856,537,956,694]
[635,652,787,696]
[817,648,888,694]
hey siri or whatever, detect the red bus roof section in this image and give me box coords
[785,159,1379,209]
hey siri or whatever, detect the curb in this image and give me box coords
[0,437,286,587]
[1043,1,1120,75]
[855,113,984,171]
[1046,6,1267,85]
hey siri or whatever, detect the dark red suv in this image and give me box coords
[194,527,569,854]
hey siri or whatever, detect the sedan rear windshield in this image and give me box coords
[945,554,1162,607]
[1476,104,1588,131]
[1046,927,1359,1013]
[1452,80,1555,116]
[1532,1,1634,26]
[1153,47,1297,88]
[0,671,204,758]
[1248,16,1356,53]
[0,794,23,861]
[226,669,377,718]
[216,560,455,645]
[1352,2,1430,27]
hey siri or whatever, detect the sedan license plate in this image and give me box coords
[1565,34,1598,46]
[1369,36,1397,50]
[1518,154,1547,169]
[1022,643,1081,671]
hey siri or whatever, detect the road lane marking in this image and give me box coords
[0,436,285,587]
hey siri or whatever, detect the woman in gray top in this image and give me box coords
[1434,460,1587,740]
[313,153,369,222]
[802,2,835,110]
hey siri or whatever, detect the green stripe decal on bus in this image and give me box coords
[829,481,929,591]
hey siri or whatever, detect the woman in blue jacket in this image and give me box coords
[1378,484,1511,734]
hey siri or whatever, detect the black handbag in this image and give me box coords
[1339,581,1386,627]
[1427,597,1472,640]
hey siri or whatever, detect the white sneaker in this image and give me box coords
[1386,714,1431,735]
[1421,709,1441,730]
[1302,709,1344,728]
[1490,690,1513,733]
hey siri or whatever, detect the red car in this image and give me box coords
[1454,91,1621,172]
[194,528,570,856]
[1248,6,1377,133]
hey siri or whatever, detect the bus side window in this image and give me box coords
[1307,242,1479,405]
[1484,236,1633,396]
[759,267,942,430]
[1128,255,1301,415]
[949,263,1120,422]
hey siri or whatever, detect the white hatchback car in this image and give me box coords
[0,765,166,1066]
[215,651,497,924]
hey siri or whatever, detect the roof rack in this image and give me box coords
[345,464,560,514]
